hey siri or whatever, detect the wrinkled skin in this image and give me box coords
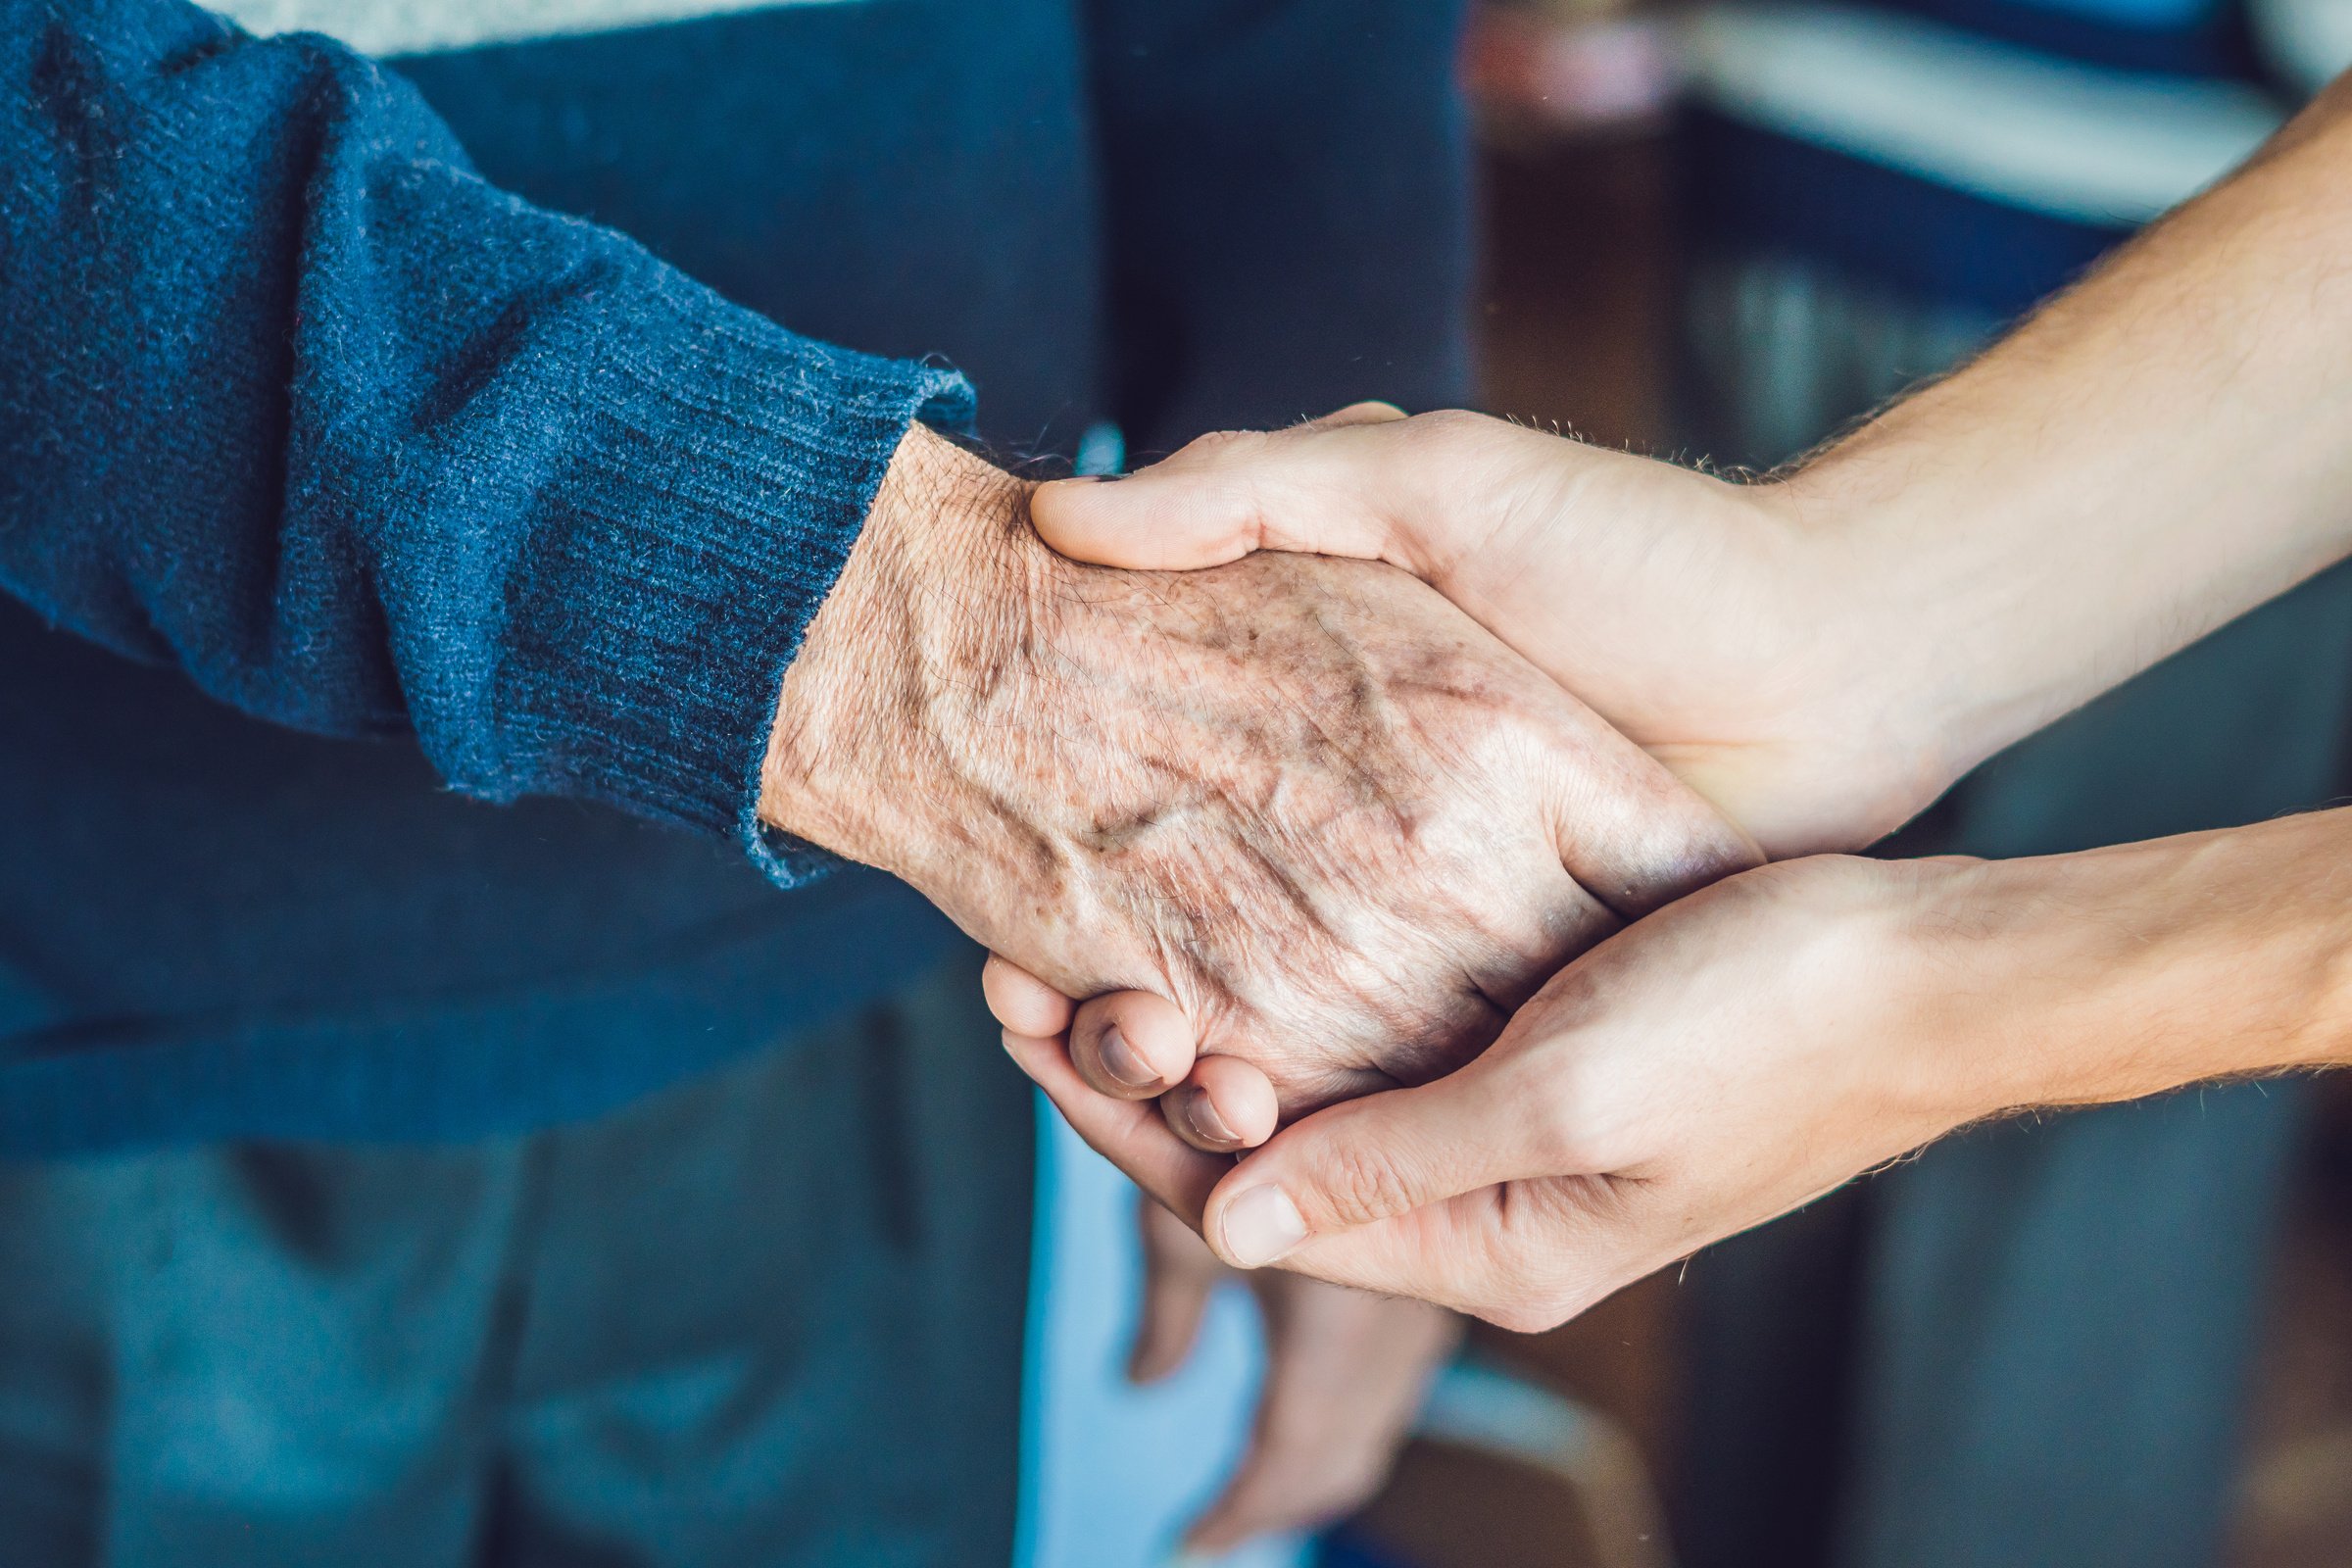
[762,427,1759,1114]
[981,401,1950,1161]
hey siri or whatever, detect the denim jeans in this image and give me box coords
[0,945,1030,1567]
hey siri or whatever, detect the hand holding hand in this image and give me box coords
[1031,405,1954,857]
[1022,810,2352,1331]
[1013,853,1988,1327]
[768,426,1757,1119]
[987,404,1938,1156]
[1002,58,2352,1323]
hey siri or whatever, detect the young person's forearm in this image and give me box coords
[1123,802,2352,1325]
[1918,808,2352,1122]
[1777,75,2352,789]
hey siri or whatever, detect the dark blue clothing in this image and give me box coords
[1878,0,2255,77]
[0,943,1038,1568]
[1684,111,2129,321]
[0,0,1473,1152]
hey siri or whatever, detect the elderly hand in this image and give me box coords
[982,404,1934,1150]
[764,426,1757,1117]
[1128,1196,1456,1554]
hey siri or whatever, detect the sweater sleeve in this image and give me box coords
[1084,0,1474,455]
[0,0,970,881]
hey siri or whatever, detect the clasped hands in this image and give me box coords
[746,102,2352,1547]
[973,403,2008,1334]
[762,404,2027,1335]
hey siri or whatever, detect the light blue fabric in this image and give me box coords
[1021,1100,1311,1568]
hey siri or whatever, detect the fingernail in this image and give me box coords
[1219,1185,1306,1268]
[1097,1024,1159,1090]
[1185,1090,1238,1147]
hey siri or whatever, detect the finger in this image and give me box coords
[1069,990,1198,1101]
[1161,1054,1280,1152]
[1540,700,1766,920]
[1002,1029,1227,1226]
[979,954,1075,1038]
[1029,408,1426,572]
[1210,1173,1632,1334]
[1225,1135,1669,1329]
[1201,1054,1557,1270]
[1129,1199,1224,1385]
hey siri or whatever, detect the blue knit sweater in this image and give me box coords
[0,0,1471,1152]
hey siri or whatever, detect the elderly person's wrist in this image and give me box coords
[759,424,1040,882]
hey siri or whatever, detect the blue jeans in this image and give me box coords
[0,946,1030,1567]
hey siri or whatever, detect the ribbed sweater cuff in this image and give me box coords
[500,270,972,887]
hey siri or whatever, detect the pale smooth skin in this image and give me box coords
[991,73,2352,1330]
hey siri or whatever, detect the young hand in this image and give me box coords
[1019,813,2352,1330]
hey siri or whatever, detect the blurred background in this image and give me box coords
[29,6,2352,1566]
[1057,2,2352,1563]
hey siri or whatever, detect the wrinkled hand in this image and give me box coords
[766,426,1757,1118]
[1129,1197,1457,1555]
[1015,853,2007,1331]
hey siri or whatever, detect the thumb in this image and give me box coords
[1028,402,1413,572]
[1200,1053,1554,1272]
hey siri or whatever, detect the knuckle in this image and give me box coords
[1477,1263,1596,1335]
[1479,1299,1555,1336]
[1308,1141,1422,1230]
[1465,1221,1608,1335]
[1176,426,1265,467]
[1325,398,1407,426]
